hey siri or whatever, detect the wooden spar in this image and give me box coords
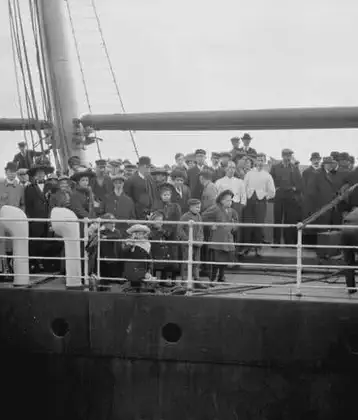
[37,0,85,165]
[0,118,49,131]
[80,106,358,131]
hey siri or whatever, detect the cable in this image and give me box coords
[90,0,140,159]
[8,0,29,149]
[65,0,102,159]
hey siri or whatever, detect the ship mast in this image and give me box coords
[36,0,86,168]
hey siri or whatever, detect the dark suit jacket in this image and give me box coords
[238,147,257,157]
[302,166,319,192]
[24,183,50,237]
[124,173,155,219]
[186,165,210,199]
[171,184,191,213]
[270,162,303,195]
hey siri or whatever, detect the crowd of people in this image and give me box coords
[1,134,358,291]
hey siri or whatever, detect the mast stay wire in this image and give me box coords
[90,0,140,160]
[64,0,103,160]
[8,0,36,151]
[13,0,44,152]
[8,0,29,149]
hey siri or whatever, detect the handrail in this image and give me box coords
[0,209,357,296]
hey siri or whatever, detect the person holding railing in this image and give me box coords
[202,190,239,284]
[178,198,205,289]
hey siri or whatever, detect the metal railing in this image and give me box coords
[0,212,357,297]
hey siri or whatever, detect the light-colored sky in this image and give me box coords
[1,0,358,166]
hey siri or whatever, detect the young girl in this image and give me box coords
[202,190,239,284]
[122,224,152,292]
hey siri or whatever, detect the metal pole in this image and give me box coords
[83,218,89,287]
[187,220,194,293]
[37,0,86,166]
[296,226,303,297]
[80,106,358,132]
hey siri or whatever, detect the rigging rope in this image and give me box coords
[14,0,44,151]
[90,0,140,160]
[8,0,36,151]
[8,0,29,149]
[65,0,102,159]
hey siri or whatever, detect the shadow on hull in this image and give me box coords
[1,288,358,419]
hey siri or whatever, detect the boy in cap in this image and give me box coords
[177,198,205,288]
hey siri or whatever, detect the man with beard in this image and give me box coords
[302,152,321,193]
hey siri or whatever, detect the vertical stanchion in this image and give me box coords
[83,218,89,287]
[187,220,194,293]
[296,224,303,297]
[96,218,101,281]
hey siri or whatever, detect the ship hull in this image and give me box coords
[0,288,357,420]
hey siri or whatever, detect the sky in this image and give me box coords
[1,0,358,166]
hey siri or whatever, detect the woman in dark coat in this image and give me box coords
[49,176,73,210]
[202,189,239,283]
[70,170,96,220]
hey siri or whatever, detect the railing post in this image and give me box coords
[296,223,303,296]
[96,218,101,280]
[187,220,194,292]
[83,218,89,287]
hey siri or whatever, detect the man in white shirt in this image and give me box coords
[215,161,246,217]
[215,161,246,253]
[242,153,276,256]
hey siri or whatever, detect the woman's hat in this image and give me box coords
[216,189,234,204]
[159,182,175,194]
[126,224,150,235]
[5,162,18,172]
[70,169,96,182]
[170,168,187,180]
[27,157,54,177]
[151,167,168,176]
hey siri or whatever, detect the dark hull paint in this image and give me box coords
[1,288,358,419]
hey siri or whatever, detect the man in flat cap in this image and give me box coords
[90,159,113,216]
[13,141,52,170]
[270,148,303,244]
[186,149,210,199]
[210,152,221,171]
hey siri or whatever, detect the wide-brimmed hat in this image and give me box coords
[5,162,18,172]
[70,169,96,182]
[242,133,253,141]
[151,167,169,176]
[159,182,175,195]
[310,152,321,161]
[126,224,150,235]
[322,156,334,164]
[170,168,187,180]
[216,189,234,204]
[28,162,54,177]
[111,174,126,182]
[281,148,293,156]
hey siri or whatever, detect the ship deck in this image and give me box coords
[0,247,356,303]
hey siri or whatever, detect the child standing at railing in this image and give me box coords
[178,199,206,289]
[122,224,152,292]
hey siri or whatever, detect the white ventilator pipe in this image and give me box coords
[0,205,29,286]
[51,207,82,288]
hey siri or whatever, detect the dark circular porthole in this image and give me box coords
[162,323,182,343]
[51,318,69,338]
